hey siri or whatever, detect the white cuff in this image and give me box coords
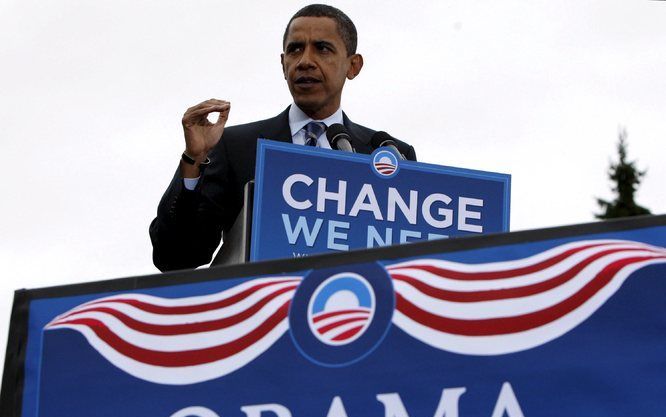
[183,177,200,191]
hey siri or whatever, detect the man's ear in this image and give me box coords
[346,54,364,80]
[281,53,287,79]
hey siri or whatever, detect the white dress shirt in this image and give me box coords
[288,104,343,149]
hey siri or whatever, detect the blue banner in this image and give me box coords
[10,219,666,417]
[251,141,510,261]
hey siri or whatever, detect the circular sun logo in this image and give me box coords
[307,273,375,346]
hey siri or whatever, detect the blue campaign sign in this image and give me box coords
[7,217,666,417]
[251,140,511,262]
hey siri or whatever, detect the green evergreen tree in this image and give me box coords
[596,128,651,219]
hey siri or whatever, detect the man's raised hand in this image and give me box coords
[181,99,231,162]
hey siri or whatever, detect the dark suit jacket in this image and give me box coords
[149,107,416,271]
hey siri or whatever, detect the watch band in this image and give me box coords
[181,152,211,167]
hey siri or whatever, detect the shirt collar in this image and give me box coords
[288,104,344,137]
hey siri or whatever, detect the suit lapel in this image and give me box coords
[258,107,374,154]
[258,107,292,143]
[343,113,374,155]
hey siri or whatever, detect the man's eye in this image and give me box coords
[316,44,333,52]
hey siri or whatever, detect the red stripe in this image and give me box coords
[312,308,370,323]
[331,325,364,342]
[392,247,654,302]
[52,285,297,335]
[73,279,300,315]
[388,242,628,281]
[375,163,395,168]
[53,303,291,367]
[396,255,665,336]
[317,317,368,335]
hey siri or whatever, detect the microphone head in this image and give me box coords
[326,123,352,148]
[371,131,397,149]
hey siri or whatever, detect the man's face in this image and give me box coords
[281,16,363,120]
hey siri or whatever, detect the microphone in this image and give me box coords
[371,131,405,160]
[326,124,355,153]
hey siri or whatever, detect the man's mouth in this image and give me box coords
[294,76,322,85]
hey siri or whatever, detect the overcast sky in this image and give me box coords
[1,0,664,371]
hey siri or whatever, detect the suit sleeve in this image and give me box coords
[404,144,417,161]
[392,136,417,162]
[149,137,239,272]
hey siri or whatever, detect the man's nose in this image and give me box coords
[296,46,316,70]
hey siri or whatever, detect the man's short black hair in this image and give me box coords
[282,4,358,56]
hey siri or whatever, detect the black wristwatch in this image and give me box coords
[181,152,211,167]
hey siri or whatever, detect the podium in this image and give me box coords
[212,140,510,266]
[211,181,254,266]
[3,141,665,417]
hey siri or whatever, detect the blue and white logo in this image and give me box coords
[308,273,375,346]
[371,148,400,178]
[289,263,395,367]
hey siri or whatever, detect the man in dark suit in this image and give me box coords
[150,4,416,271]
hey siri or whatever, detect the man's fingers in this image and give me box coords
[184,103,230,120]
[186,103,228,116]
[207,98,229,105]
[182,99,231,132]
[184,99,230,114]
[215,110,230,125]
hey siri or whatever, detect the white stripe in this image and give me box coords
[314,312,371,331]
[48,291,294,351]
[386,240,659,272]
[389,242,662,291]
[394,250,664,319]
[66,276,300,312]
[50,280,299,326]
[393,259,666,355]
[49,319,290,385]
[321,320,368,340]
[315,314,370,330]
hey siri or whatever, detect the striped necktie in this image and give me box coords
[304,121,327,147]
